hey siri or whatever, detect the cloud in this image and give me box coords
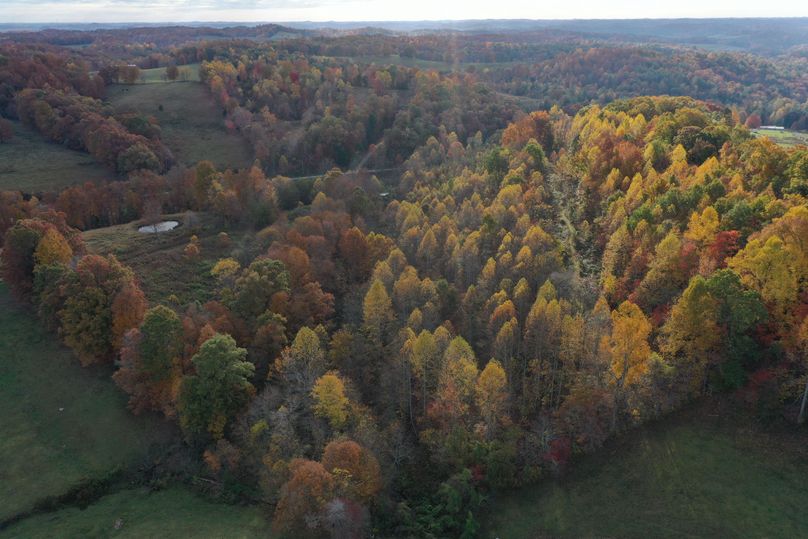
[3,0,325,7]
[1,0,806,23]
[0,0,336,23]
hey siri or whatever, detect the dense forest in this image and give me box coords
[1,20,807,538]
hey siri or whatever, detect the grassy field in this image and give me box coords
[82,213,249,305]
[0,121,112,193]
[134,63,201,84]
[0,283,174,522]
[752,128,808,148]
[484,403,808,538]
[106,82,253,170]
[3,487,268,539]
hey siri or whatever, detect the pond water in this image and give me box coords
[138,220,179,234]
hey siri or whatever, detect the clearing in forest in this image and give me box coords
[106,81,253,170]
[0,121,111,193]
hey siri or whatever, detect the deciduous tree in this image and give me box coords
[321,439,382,502]
[274,459,335,534]
[34,227,72,267]
[178,333,255,441]
[312,372,351,430]
[476,359,508,433]
[114,305,184,416]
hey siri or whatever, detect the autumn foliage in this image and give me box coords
[1,29,807,536]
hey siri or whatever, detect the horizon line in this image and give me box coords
[2,15,808,26]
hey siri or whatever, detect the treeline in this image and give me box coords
[5,26,808,186]
[0,44,174,176]
[0,160,382,247]
[0,43,105,105]
[188,37,808,166]
[15,88,172,173]
[279,31,583,64]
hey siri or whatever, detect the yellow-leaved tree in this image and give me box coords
[311,371,350,430]
[363,279,393,341]
[684,205,719,248]
[608,300,652,389]
[729,206,808,340]
[476,359,508,434]
[606,300,652,427]
[34,228,73,266]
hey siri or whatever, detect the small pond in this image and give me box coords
[138,220,179,234]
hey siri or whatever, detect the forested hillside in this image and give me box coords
[1,21,807,538]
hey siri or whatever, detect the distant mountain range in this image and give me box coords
[2,18,807,55]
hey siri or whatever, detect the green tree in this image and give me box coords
[484,147,509,184]
[662,270,766,390]
[114,305,184,415]
[178,334,255,441]
[139,305,184,378]
[2,219,53,297]
[116,142,160,173]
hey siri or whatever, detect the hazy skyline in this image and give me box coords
[2,0,808,24]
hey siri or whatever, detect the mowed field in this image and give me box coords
[0,121,112,193]
[752,128,808,148]
[82,212,248,305]
[3,487,267,539]
[135,63,201,84]
[0,283,174,522]
[484,403,808,538]
[106,81,253,170]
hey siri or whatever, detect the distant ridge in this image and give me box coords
[2,18,807,54]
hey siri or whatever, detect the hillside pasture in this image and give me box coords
[3,487,267,539]
[82,212,250,305]
[134,63,201,84]
[751,128,808,148]
[484,403,808,538]
[106,82,253,170]
[0,121,112,193]
[0,283,174,523]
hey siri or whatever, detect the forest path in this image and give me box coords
[547,169,583,276]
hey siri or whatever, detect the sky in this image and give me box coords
[1,0,807,24]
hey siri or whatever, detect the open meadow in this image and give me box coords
[0,121,112,193]
[484,403,808,538]
[0,283,174,523]
[2,487,267,539]
[134,63,201,84]
[106,81,253,170]
[751,128,808,148]
[81,213,249,305]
